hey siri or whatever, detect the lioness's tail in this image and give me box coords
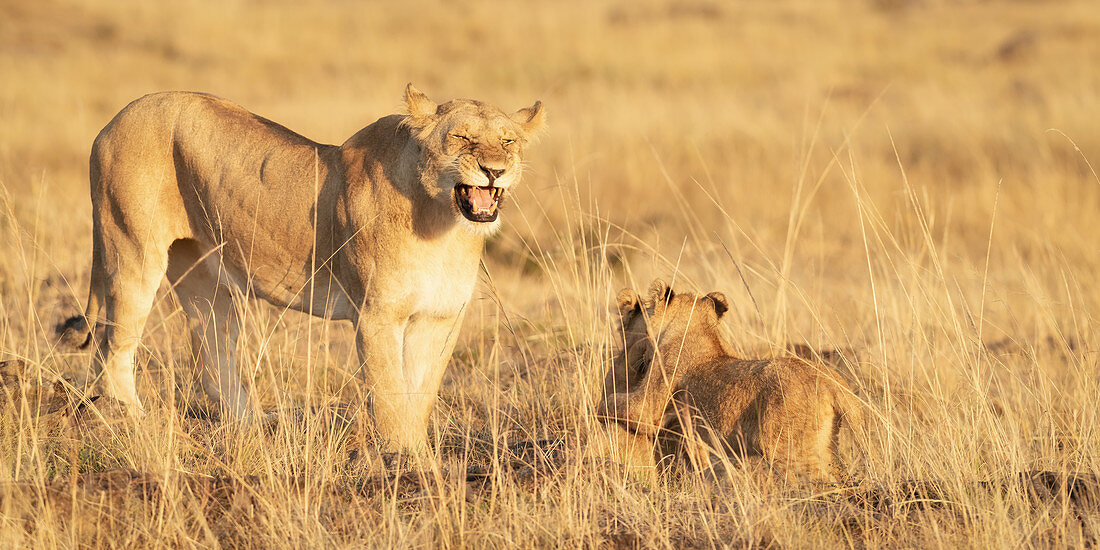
[57,315,94,349]
[56,269,103,350]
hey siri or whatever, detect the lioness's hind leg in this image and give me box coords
[94,241,170,412]
[87,118,188,412]
[167,240,251,420]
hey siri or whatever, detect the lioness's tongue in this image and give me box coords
[468,187,495,211]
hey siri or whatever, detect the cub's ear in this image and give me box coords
[511,100,546,136]
[647,279,674,306]
[705,291,729,319]
[616,288,641,316]
[403,83,437,119]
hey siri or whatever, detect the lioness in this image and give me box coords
[598,280,862,482]
[58,85,544,452]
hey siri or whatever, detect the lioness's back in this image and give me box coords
[94,91,329,161]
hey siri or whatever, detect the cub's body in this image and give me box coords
[598,281,861,482]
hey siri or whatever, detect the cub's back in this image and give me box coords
[676,356,853,438]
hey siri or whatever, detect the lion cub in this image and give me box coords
[597,280,862,483]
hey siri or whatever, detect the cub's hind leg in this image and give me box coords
[768,405,841,484]
[166,239,252,420]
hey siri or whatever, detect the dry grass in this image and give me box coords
[2,0,1100,547]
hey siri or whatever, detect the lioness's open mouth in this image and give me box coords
[454,184,504,223]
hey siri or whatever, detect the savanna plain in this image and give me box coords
[2,0,1100,547]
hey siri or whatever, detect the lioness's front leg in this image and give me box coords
[355,311,464,454]
[353,310,415,452]
[401,314,465,443]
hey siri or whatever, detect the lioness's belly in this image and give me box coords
[196,243,354,320]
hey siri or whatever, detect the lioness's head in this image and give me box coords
[401,84,545,231]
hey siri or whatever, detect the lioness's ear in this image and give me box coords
[511,100,545,135]
[705,292,729,319]
[404,83,437,118]
[647,279,674,306]
[616,288,641,316]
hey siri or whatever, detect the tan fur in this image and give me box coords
[58,85,544,452]
[597,280,863,483]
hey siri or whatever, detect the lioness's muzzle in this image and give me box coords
[455,184,503,222]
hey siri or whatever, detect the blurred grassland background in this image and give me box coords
[1,0,1100,547]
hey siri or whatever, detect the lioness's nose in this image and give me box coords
[480,164,505,184]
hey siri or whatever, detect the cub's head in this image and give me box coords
[603,285,658,395]
[401,84,545,232]
[616,279,729,363]
[602,280,730,435]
